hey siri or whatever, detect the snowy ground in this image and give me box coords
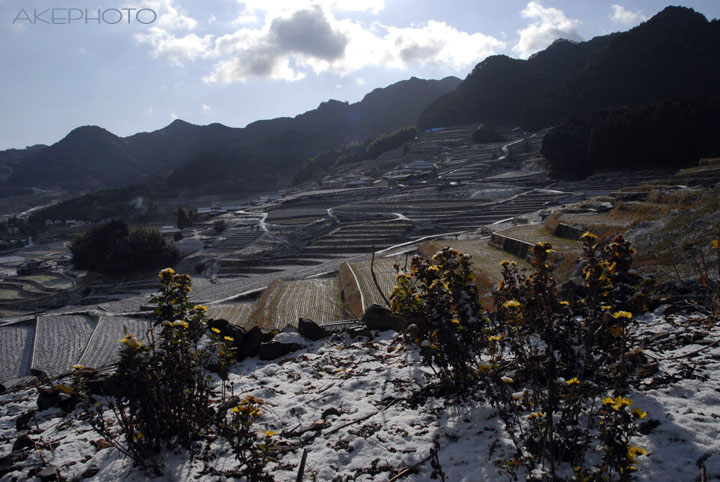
[1,307,719,481]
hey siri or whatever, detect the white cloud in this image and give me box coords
[134,28,213,65]
[512,1,582,59]
[133,0,211,65]
[135,1,505,84]
[610,4,647,26]
[205,12,504,83]
[136,0,198,30]
[201,104,212,112]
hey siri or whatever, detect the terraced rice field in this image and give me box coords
[252,278,344,330]
[207,303,256,327]
[79,316,152,369]
[0,321,34,382]
[498,224,582,252]
[347,255,406,311]
[21,274,74,290]
[0,289,21,300]
[32,315,96,376]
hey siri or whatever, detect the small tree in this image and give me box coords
[70,220,180,275]
[174,205,195,230]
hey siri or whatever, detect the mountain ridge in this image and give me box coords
[418,6,720,130]
[5,75,461,192]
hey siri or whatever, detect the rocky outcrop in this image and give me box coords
[361,304,407,332]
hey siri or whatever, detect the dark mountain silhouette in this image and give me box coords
[419,6,720,130]
[163,76,460,193]
[9,76,459,192]
[12,126,140,190]
[0,144,47,183]
[124,119,242,175]
[542,97,720,179]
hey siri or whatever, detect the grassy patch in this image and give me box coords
[498,224,582,252]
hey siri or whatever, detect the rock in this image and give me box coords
[37,387,61,411]
[30,368,50,381]
[361,304,407,332]
[12,433,34,452]
[258,342,301,361]
[321,407,341,419]
[36,466,58,481]
[241,326,266,357]
[0,383,5,394]
[15,411,35,431]
[298,318,328,341]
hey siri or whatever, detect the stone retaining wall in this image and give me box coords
[489,232,533,259]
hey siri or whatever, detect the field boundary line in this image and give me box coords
[346,263,365,312]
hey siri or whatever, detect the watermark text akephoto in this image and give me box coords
[13,7,157,25]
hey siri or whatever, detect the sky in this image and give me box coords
[1,1,719,150]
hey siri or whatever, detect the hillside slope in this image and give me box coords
[9,76,459,192]
[419,6,720,130]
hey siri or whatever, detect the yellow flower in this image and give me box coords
[173,320,189,329]
[601,305,612,310]
[503,300,521,309]
[428,265,440,272]
[627,445,649,462]
[132,431,143,442]
[502,376,514,384]
[713,240,719,249]
[602,396,633,411]
[500,259,514,267]
[528,412,546,419]
[224,336,234,342]
[194,304,208,312]
[612,311,632,319]
[211,327,221,334]
[161,320,173,327]
[559,300,570,306]
[580,231,597,242]
[565,377,580,385]
[158,267,175,278]
[488,335,502,342]
[264,430,276,437]
[120,334,143,350]
[451,317,460,324]
[631,408,648,419]
[72,364,84,370]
